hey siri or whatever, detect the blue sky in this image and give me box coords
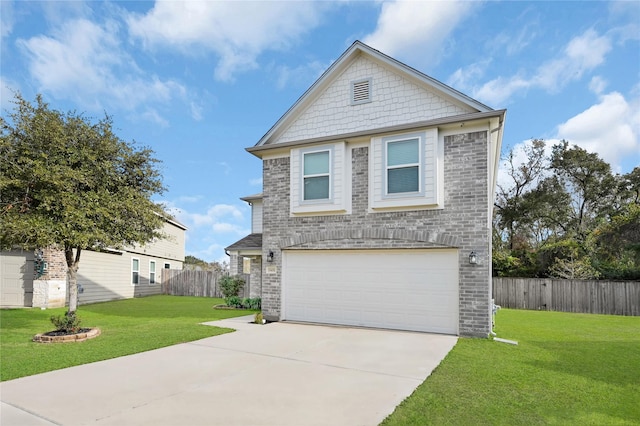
[1,1,639,263]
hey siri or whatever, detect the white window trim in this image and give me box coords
[131,257,140,286]
[290,142,349,216]
[301,146,333,204]
[382,133,425,199]
[369,128,443,212]
[149,260,156,285]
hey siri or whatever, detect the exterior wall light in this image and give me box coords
[469,251,477,265]
[267,250,274,262]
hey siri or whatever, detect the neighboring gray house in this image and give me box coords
[0,217,186,308]
[230,41,505,337]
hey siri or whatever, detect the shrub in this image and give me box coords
[50,312,82,333]
[225,296,243,308]
[254,312,264,324]
[224,296,261,310]
[243,297,261,310]
[219,275,245,299]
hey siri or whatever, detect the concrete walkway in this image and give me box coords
[1,316,457,426]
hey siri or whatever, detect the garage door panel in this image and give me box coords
[283,249,458,334]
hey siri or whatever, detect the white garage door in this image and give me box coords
[282,249,459,334]
[1,250,34,308]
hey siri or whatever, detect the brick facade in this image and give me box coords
[262,131,491,337]
[37,247,67,280]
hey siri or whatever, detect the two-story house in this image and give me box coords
[229,41,505,337]
[0,216,186,308]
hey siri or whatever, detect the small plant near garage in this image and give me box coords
[220,275,245,300]
[220,296,261,310]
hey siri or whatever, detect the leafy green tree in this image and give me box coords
[591,202,640,279]
[550,141,616,241]
[0,93,166,315]
[494,139,547,251]
[184,255,228,273]
[492,140,636,279]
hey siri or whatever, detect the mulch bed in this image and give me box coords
[33,328,101,343]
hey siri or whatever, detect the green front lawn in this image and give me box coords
[383,309,640,425]
[3,297,639,424]
[0,295,253,381]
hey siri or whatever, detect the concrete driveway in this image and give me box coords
[1,316,457,426]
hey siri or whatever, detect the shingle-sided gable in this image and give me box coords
[274,55,474,145]
[254,41,492,149]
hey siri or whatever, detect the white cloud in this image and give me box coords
[363,0,478,68]
[212,223,247,234]
[472,75,530,107]
[556,91,640,173]
[534,29,611,92]
[275,60,330,91]
[176,195,202,204]
[447,61,489,91]
[0,76,20,110]
[493,23,539,56]
[126,1,327,82]
[0,0,14,40]
[190,101,203,121]
[163,200,249,262]
[140,108,169,128]
[588,76,608,95]
[17,18,186,121]
[218,162,231,175]
[173,203,241,227]
[468,29,612,105]
[188,243,226,264]
[498,90,639,189]
[249,177,263,187]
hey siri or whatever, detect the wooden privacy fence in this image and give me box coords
[162,270,223,298]
[162,270,251,298]
[493,278,640,316]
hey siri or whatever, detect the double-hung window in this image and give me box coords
[386,138,420,194]
[149,260,156,284]
[303,150,331,201]
[291,142,347,215]
[370,129,441,211]
[132,258,140,285]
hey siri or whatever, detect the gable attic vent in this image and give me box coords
[351,78,372,105]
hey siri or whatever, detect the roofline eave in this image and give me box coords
[247,109,506,157]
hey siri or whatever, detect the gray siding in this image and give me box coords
[128,221,186,262]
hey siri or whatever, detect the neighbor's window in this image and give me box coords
[149,260,156,284]
[164,263,170,269]
[303,150,330,201]
[132,258,140,285]
[386,138,420,194]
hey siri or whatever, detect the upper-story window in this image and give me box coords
[303,150,331,201]
[290,142,349,215]
[386,138,420,195]
[370,129,443,211]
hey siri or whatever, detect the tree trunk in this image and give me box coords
[65,247,82,314]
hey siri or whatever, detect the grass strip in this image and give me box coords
[382,309,640,425]
[1,295,254,381]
